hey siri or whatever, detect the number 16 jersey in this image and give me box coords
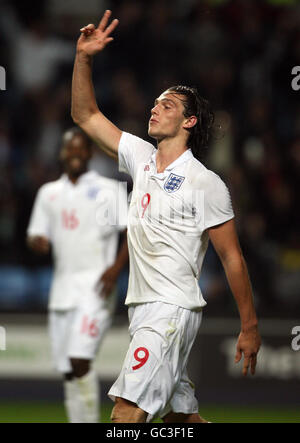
[27,171,127,310]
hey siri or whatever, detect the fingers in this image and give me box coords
[250,354,257,375]
[242,355,250,377]
[102,279,113,295]
[96,276,109,298]
[79,11,119,41]
[104,18,119,37]
[80,24,95,32]
[235,347,242,364]
[80,23,95,36]
[100,284,112,298]
[242,354,257,377]
[98,276,115,298]
[98,10,119,35]
[98,9,112,30]
[235,344,257,376]
[105,37,114,46]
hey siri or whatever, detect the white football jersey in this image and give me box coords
[119,132,234,311]
[27,171,127,310]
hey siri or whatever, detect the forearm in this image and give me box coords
[99,232,128,296]
[71,49,120,159]
[71,51,99,124]
[71,13,121,157]
[222,253,258,331]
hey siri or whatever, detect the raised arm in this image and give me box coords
[208,219,261,377]
[71,10,122,159]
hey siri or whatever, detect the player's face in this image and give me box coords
[60,134,91,177]
[148,91,187,141]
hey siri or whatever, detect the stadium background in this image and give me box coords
[0,0,299,423]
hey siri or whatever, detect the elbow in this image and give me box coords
[71,109,83,127]
[70,100,87,126]
[71,114,89,131]
[71,108,98,129]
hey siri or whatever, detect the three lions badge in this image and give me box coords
[164,173,185,193]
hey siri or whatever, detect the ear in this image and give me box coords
[183,115,197,130]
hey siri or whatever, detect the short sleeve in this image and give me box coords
[203,173,234,230]
[27,187,51,239]
[118,131,155,180]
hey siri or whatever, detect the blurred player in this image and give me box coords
[27,127,128,423]
[71,11,261,423]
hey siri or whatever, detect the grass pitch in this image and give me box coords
[0,402,299,423]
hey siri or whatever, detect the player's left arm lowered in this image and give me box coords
[208,219,261,377]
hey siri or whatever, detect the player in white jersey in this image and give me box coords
[71,11,262,423]
[27,127,128,423]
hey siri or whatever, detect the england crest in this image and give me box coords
[164,173,185,193]
[87,186,100,200]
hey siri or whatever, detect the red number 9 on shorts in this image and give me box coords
[132,347,149,370]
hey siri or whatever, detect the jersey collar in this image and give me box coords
[61,170,98,185]
[150,148,193,179]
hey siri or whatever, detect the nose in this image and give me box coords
[151,104,159,116]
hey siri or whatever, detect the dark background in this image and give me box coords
[0,0,299,319]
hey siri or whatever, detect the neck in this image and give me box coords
[67,169,87,184]
[156,137,188,173]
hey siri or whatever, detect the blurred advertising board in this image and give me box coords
[188,318,300,405]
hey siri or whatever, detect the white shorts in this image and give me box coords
[49,295,112,373]
[108,302,202,420]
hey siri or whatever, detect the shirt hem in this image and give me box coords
[125,298,206,312]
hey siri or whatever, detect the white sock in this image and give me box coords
[76,369,100,423]
[64,379,84,423]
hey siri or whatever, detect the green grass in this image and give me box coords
[0,402,299,423]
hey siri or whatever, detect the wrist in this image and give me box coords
[241,320,258,333]
[76,48,93,60]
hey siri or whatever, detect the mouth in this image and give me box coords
[68,157,83,168]
[149,119,159,125]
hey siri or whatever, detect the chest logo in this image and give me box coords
[164,173,185,193]
[87,187,100,200]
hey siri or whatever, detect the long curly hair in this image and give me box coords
[167,85,214,162]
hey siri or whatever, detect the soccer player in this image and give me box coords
[71,10,261,423]
[27,127,128,423]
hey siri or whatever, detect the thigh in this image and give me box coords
[48,310,75,373]
[161,310,202,418]
[109,303,199,419]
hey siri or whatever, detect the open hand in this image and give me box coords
[77,10,119,56]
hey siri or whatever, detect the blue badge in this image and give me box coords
[164,173,185,193]
[87,187,100,200]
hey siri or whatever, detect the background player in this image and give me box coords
[27,127,128,423]
[71,11,261,423]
